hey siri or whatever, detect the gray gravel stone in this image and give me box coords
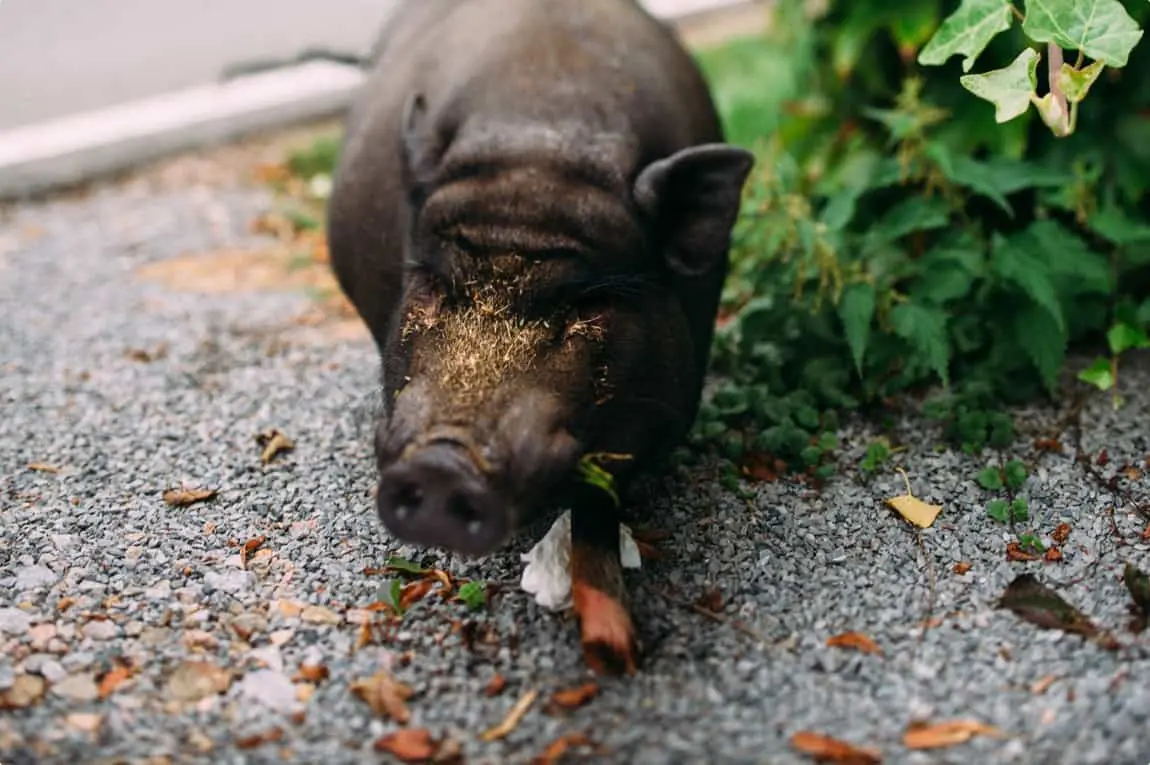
[1,147,1149,765]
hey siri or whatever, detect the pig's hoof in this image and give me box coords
[572,581,639,676]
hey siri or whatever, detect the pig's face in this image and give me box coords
[372,96,754,557]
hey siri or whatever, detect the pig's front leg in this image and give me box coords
[568,480,640,676]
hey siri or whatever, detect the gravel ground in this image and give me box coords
[2,140,1150,765]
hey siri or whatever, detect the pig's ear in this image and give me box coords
[633,144,755,277]
[400,92,440,194]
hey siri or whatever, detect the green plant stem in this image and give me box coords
[1047,43,1070,137]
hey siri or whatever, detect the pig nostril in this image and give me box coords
[392,483,424,522]
[468,519,482,536]
[446,494,482,532]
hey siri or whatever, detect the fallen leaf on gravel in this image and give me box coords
[1124,563,1150,633]
[902,719,1006,749]
[301,605,341,625]
[952,562,972,575]
[241,536,267,568]
[696,588,724,612]
[484,674,506,697]
[532,732,592,764]
[884,470,940,528]
[27,462,59,473]
[480,688,538,742]
[97,662,134,699]
[997,574,1119,650]
[167,660,232,702]
[163,487,217,507]
[1050,523,1072,544]
[1044,547,1063,563]
[236,727,285,749]
[66,713,103,734]
[295,663,329,683]
[431,735,465,764]
[382,556,431,575]
[256,429,295,464]
[1033,438,1063,453]
[548,682,599,712]
[56,597,76,612]
[1142,523,1150,541]
[1030,674,1059,694]
[826,631,883,655]
[0,675,46,709]
[400,579,436,610]
[1005,542,1040,562]
[350,669,414,723]
[296,683,316,703]
[374,728,436,761]
[789,730,881,764]
[1096,448,1109,466]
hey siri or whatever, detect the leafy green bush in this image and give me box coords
[690,0,1150,473]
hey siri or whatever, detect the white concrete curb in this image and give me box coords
[0,0,760,200]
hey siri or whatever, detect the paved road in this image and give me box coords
[0,0,744,131]
[0,139,1148,764]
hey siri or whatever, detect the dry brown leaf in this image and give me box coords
[532,732,593,765]
[695,588,724,613]
[789,730,881,764]
[374,728,436,762]
[484,674,506,697]
[240,536,268,568]
[429,568,455,597]
[166,660,231,702]
[1050,523,1072,544]
[257,429,295,464]
[826,631,883,656]
[431,735,465,764]
[1125,466,1142,481]
[1033,438,1063,453]
[97,663,134,699]
[549,682,599,711]
[0,675,46,710]
[236,727,285,749]
[1044,547,1063,563]
[1006,542,1040,562]
[301,605,341,625]
[27,462,59,473]
[350,669,414,723]
[163,487,217,507]
[902,719,1006,750]
[1030,674,1059,695]
[57,597,76,612]
[480,688,538,742]
[953,562,972,575]
[295,663,329,683]
[400,579,436,610]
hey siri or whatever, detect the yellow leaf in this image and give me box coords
[884,469,941,528]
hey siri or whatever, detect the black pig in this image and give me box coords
[326,0,754,675]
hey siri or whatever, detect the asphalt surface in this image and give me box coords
[1,141,1149,765]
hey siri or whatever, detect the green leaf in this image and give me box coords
[890,0,943,55]
[384,556,429,575]
[1004,460,1029,490]
[918,0,1015,71]
[987,499,1011,521]
[1024,220,1112,295]
[978,466,1005,490]
[380,578,404,616]
[869,195,952,244]
[912,262,976,305]
[821,187,863,231]
[1032,92,1069,136]
[456,581,487,611]
[1090,201,1150,246]
[1022,0,1144,68]
[959,48,1040,123]
[1018,532,1045,552]
[1011,497,1030,522]
[1078,357,1115,390]
[991,233,1065,333]
[1013,301,1068,394]
[1057,60,1106,103]
[1107,322,1150,355]
[838,282,876,376]
[926,143,1013,214]
[890,303,951,385]
[833,3,893,78]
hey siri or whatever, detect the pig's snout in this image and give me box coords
[376,443,507,555]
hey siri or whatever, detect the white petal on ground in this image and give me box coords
[519,509,642,611]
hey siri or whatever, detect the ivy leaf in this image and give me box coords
[1057,60,1107,103]
[838,282,876,376]
[1022,0,1144,68]
[991,233,1065,334]
[959,48,1040,123]
[1078,358,1114,390]
[890,303,951,385]
[917,0,1015,72]
[868,195,952,244]
[1107,323,1150,355]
